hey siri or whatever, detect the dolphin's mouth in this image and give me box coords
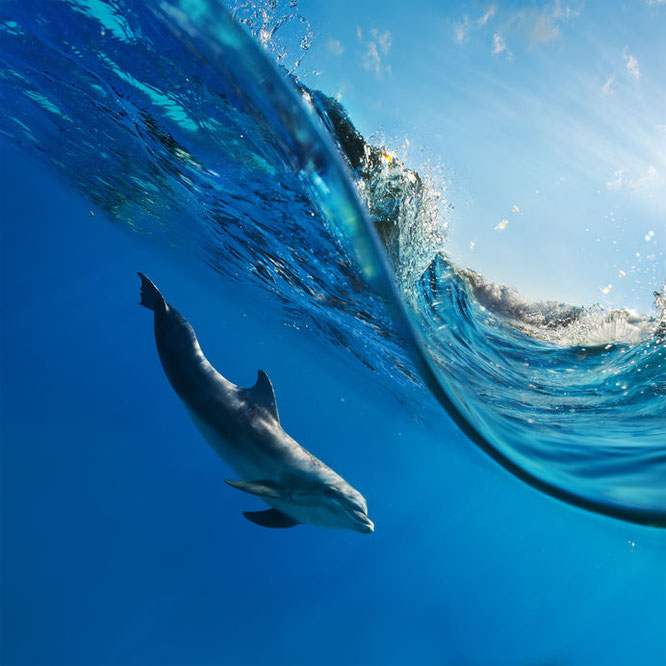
[325,488,374,533]
[350,509,375,533]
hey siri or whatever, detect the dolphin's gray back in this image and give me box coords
[138,273,346,486]
[141,280,300,469]
[138,273,233,416]
[155,308,222,398]
[155,305,250,442]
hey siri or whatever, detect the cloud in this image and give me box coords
[647,0,666,5]
[529,13,561,45]
[327,39,343,56]
[364,41,382,75]
[357,27,392,79]
[606,170,625,190]
[528,1,580,47]
[633,165,659,189]
[607,165,659,191]
[601,76,615,96]
[623,47,640,80]
[479,6,497,25]
[492,33,509,55]
[454,17,470,44]
[454,6,496,44]
[454,2,580,53]
[373,28,392,55]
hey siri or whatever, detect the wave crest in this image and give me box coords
[457,265,660,346]
[304,88,449,290]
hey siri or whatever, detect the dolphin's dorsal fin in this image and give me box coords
[244,370,279,423]
[243,509,300,528]
[226,479,288,500]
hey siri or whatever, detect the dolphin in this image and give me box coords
[137,273,374,533]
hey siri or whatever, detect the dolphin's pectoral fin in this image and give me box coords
[242,370,279,423]
[243,509,300,528]
[225,479,289,500]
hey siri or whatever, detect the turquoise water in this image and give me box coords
[1,1,665,664]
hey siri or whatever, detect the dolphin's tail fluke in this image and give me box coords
[137,272,167,311]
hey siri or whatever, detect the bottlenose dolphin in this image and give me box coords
[138,273,374,533]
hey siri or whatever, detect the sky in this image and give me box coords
[253,0,666,313]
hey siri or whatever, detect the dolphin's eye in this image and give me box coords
[324,488,338,496]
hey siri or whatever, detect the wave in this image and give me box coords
[1,0,664,526]
[303,76,665,347]
[302,86,449,290]
[305,77,664,347]
[456,266,665,346]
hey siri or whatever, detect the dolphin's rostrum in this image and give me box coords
[138,273,374,533]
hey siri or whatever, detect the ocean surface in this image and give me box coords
[1,2,665,665]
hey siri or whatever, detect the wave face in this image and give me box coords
[1,0,664,526]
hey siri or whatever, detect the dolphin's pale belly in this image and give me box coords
[186,409,356,529]
[268,498,355,530]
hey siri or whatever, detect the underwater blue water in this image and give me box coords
[1,1,665,664]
